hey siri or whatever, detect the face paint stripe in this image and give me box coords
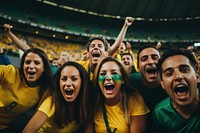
[98,74,122,83]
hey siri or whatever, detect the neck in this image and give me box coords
[90,64,96,72]
[143,79,161,88]
[173,96,199,119]
[128,67,132,74]
[104,93,121,106]
[25,79,39,87]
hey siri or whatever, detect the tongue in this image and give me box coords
[177,91,187,96]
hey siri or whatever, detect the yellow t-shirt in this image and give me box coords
[76,60,93,80]
[0,65,39,129]
[38,97,79,133]
[94,93,149,133]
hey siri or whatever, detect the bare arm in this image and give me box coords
[3,24,30,52]
[130,115,147,133]
[109,17,134,56]
[22,111,48,133]
[84,122,95,133]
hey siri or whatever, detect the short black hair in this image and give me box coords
[137,44,160,67]
[157,48,198,79]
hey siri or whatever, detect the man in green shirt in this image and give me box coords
[129,44,167,133]
[154,49,200,132]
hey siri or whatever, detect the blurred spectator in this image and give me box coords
[156,41,162,49]
[122,52,137,74]
[0,46,11,65]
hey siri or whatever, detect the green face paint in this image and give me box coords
[98,74,122,83]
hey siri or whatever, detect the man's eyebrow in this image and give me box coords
[163,67,172,73]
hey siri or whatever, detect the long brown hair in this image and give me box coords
[91,56,138,123]
[53,61,90,128]
[20,48,54,108]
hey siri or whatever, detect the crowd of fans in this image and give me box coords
[0,16,199,133]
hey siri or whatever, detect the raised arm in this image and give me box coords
[3,24,30,52]
[109,17,134,56]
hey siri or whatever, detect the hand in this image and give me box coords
[3,24,12,32]
[125,17,134,27]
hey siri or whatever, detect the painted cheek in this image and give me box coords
[98,75,106,86]
[98,74,122,84]
[112,74,122,83]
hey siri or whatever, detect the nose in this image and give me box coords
[174,70,184,81]
[147,57,154,65]
[105,75,112,81]
[65,80,72,87]
[29,62,35,68]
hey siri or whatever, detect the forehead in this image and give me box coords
[101,61,120,70]
[122,54,132,59]
[90,39,104,45]
[139,48,160,58]
[61,66,80,75]
[25,52,42,60]
[162,55,190,69]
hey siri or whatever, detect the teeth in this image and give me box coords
[174,84,188,97]
[176,84,185,88]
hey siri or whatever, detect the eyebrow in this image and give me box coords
[163,67,172,74]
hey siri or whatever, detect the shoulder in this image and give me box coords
[76,60,89,69]
[129,72,142,81]
[153,97,171,113]
[0,64,19,77]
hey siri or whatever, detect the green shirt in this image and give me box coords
[153,97,200,133]
[129,72,168,133]
[129,72,167,111]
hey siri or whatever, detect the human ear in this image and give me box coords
[161,81,165,90]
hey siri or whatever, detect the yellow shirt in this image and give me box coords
[94,93,149,133]
[38,97,79,133]
[0,65,39,129]
[76,60,93,80]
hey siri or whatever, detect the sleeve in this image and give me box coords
[38,96,55,118]
[0,65,16,82]
[129,93,150,116]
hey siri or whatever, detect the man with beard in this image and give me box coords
[154,49,199,132]
[129,44,168,133]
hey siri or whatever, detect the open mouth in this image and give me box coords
[174,84,188,97]
[124,62,129,65]
[105,84,114,91]
[64,89,74,96]
[146,67,157,75]
[27,71,36,77]
[92,51,101,59]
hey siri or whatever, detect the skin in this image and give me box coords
[58,51,69,66]
[60,66,81,102]
[138,48,160,88]
[23,65,82,132]
[98,61,123,105]
[122,54,134,74]
[88,39,107,71]
[98,61,147,133]
[161,55,200,118]
[118,42,126,54]
[4,17,134,72]
[23,52,44,83]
